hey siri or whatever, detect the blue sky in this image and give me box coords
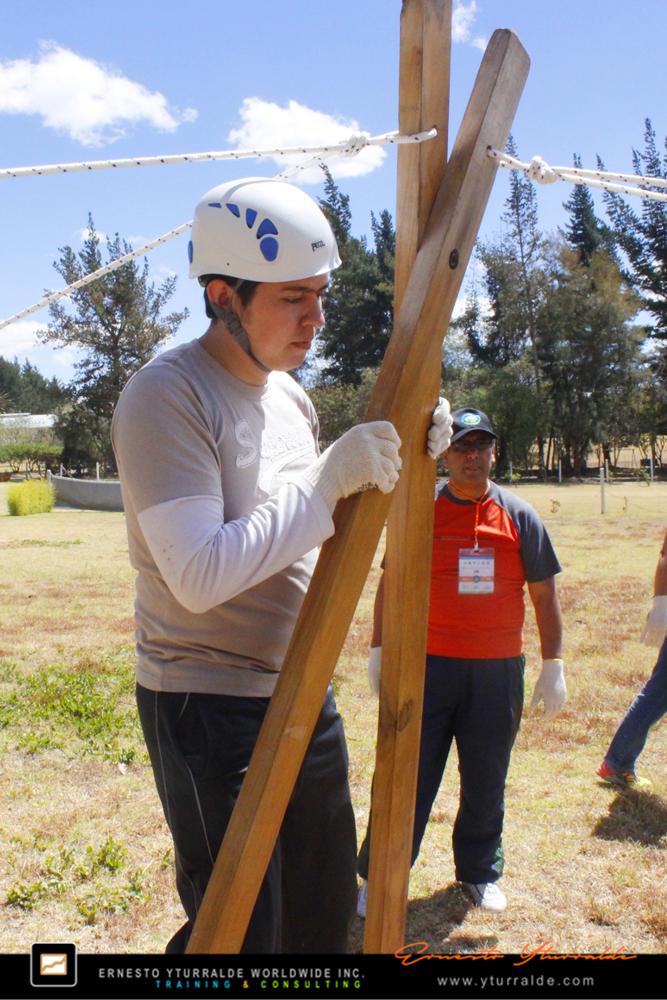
[1,0,665,384]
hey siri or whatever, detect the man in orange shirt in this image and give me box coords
[359,407,566,914]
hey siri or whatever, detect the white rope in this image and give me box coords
[0,222,191,332]
[275,153,336,181]
[1,127,438,333]
[488,147,667,203]
[0,128,437,180]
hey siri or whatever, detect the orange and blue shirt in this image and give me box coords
[427,482,561,659]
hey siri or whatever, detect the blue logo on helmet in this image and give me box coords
[214,201,280,263]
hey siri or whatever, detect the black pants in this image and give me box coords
[358,654,524,884]
[137,683,357,953]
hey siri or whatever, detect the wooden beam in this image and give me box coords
[363,0,451,953]
[186,26,530,955]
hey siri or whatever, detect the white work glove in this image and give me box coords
[530,658,567,717]
[303,421,402,512]
[640,596,667,647]
[368,646,382,697]
[427,397,454,459]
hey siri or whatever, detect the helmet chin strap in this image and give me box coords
[208,298,271,375]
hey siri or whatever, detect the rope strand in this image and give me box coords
[488,147,667,203]
[0,127,436,332]
[0,222,191,332]
[0,128,437,180]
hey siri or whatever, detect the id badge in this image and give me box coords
[458,547,495,594]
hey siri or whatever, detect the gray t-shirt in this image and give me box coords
[111,339,334,696]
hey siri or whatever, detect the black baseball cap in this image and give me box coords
[450,407,497,444]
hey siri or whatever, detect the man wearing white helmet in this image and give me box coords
[112,176,452,953]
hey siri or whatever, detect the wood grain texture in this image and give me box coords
[363,0,451,953]
[186,26,530,955]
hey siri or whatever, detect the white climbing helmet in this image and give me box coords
[188,176,341,283]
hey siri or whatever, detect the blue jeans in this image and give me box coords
[604,639,667,773]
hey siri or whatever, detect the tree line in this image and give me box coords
[2,122,665,477]
[315,124,667,475]
[447,125,666,476]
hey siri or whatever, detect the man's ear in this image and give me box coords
[206,278,234,313]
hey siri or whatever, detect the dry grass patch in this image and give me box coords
[1,480,666,954]
[343,482,667,955]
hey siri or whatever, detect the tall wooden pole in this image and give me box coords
[364,0,450,953]
[186,27,529,955]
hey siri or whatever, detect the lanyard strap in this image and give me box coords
[447,480,490,550]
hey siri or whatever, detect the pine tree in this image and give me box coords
[472,135,544,367]
[39,216,188,463]
[602,119,667,350]
[562,154,617,266]
[538,243,643,474]
[0,357,66,413]
[318,169,352,248]
[316,172,394,384]
[467,136,550,470]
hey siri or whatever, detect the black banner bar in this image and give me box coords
[3,949,665,999]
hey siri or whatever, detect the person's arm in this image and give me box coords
[528,576,566,716]
[653,533,667,595]
[113,369,401,615]
[527,576,563,659]
[640,532,667,645]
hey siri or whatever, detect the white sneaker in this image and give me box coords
[462,881,507,912]
[357,880,368,918]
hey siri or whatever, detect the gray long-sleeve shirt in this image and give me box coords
[112,339,334,696]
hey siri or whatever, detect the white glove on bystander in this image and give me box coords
[530,658,567,717]
[640,595,667,646]
[427,397,454,459]
[368,646,382,697]
[303,421,402,512]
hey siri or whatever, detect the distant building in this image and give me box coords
[0,413,56,430]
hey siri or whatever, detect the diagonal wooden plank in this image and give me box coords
[363,0,451,953]
[186,26,530,955]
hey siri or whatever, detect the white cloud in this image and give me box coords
[78,227,107,244]
[453,1,487,51]
[79,229,154,251]
[452,289,490,320]
[227,97,385,184]
[126,234,151,248]
[0,319,44,356]
[0,318,79,380]
[0,42,198,146]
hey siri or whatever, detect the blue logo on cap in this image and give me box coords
[460,412,481,426]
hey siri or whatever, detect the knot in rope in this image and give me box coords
[338,133,369,157]
[527,155,558,184]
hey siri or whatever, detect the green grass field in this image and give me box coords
[0,479,665,955]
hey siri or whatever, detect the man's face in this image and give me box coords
[238,274,328,372]
[443,431,495,490]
